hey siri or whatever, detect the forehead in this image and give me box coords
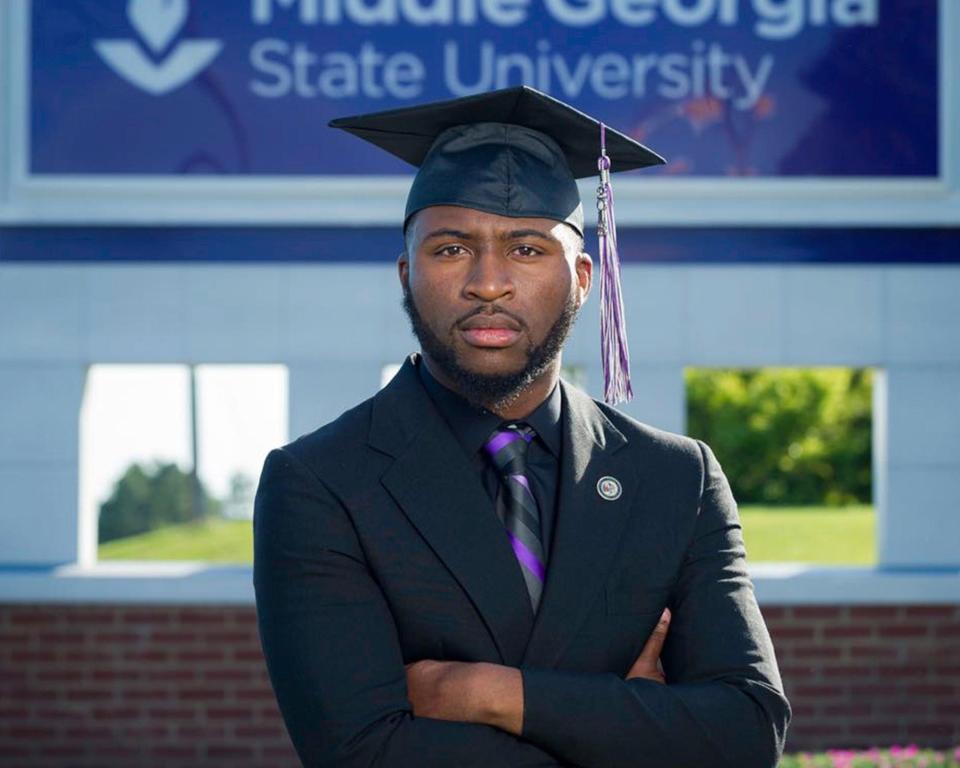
[409,206,577,245]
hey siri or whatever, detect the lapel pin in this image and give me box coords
[596,476,622,501]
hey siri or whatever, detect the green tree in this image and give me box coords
[685,368,872,505]
[98,461,222,543]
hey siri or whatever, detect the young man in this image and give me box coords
[254,86,791,768]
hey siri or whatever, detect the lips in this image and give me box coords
[458,313,522,348]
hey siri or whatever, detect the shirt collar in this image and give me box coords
[416,356,562,459]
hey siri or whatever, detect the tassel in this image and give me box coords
[597,122,633,405]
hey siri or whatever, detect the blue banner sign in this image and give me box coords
[31,0,938,177]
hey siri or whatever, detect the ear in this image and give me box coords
[575,251,593,306]
[397,251,409,291]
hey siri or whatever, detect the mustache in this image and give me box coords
[455,304,528,331]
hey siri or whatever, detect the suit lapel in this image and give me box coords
[521,381,643,667]
[372,356,535,667]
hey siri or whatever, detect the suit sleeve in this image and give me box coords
[519,439,792,768]
[253,446,570,768]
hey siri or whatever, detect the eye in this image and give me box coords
[512,244,542,258]
[435,244,467,258]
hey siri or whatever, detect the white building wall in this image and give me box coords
[2,261,958,572]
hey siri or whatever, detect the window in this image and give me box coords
[80,364,287,564]
[684,366,875,565]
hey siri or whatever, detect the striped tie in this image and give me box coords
[484,423,547,613]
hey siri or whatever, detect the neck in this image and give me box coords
[421,354,560,420]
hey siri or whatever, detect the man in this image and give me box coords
[254,86,791,768]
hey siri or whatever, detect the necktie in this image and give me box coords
[483,423,547,613]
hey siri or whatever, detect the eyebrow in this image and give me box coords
[420,227,559,244]
[501,228,559,244]
[422,228,475,241]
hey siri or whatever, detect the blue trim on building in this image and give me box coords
[1,227,958,264]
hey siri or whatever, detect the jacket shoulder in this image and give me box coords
[273,395,378,480]
[594,400,707,479]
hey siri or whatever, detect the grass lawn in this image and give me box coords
[740,504,875,565]
[98,517,254,562]
[98,505,876,565]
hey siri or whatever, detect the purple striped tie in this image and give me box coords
[484,423,546,612]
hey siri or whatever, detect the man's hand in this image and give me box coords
[625,607,671,683]
[405,659,524,735]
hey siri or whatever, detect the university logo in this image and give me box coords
[93,0,222,95]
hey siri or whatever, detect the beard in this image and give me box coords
[401,284,580,411]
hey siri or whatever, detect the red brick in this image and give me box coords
[63,649,113,663]
[151,631,199,644]
[63,610,116,625]
[33,706,87,721]
[206,744,254,759]
[145,667,196,682]
[235,687,275,702]
[66,689,114,702]
[120,611,174,624]
[235,725,286,739]
[877,624,930,638]
[176,687,226,702]
[876,664,928,678]
[208,707,254,720]
[90,668,142,682]
[847,644,898,659]
[178,724,228,740]
[64,725,114,740]
[7,726,58,739]
[204,667,254,682]
[92,706,143,721]
[794,646,843,659]
[849,721,900,736]
[849,684,899,697]
[147,706,199,720]
[10,650,57,663]
[6,686,58,702]
[176,649,226,662]
[149,745,199,759]
[122,687,172,702]
[122,650,170,662]
[792,606,845,619]
[8,609,61,625]
[232,649,267,663]
[849,606,901,619]
[770,626,816,639]
[34,666,84,682]
[905,683,957,696]
[904,605,958,618]
[823,625,873,639]
[822,703,871,716]
[177,610,228,625]
[789,723,846,737]
[819,665,874,678]
[792,684,845,698]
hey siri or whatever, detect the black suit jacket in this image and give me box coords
[253,354,791,768]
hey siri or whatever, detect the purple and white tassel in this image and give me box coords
[597,122,633,405]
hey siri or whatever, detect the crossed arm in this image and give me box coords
[254,441,791,768]
[404,607,672,735]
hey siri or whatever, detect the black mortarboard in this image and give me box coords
[329,85,664,237]
[329,86,666,405]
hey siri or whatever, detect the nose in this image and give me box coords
[463,250,514,303]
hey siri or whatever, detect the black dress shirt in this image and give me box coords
[416,357,563,561]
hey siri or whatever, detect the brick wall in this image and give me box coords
[1,603,957,766]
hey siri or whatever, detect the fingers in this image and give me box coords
[636,607,671,665]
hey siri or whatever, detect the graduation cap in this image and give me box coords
[329,86,665,405]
